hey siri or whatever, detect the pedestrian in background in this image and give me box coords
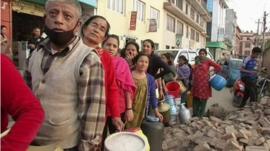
[142,39,175,99]
[1,25,13,59]
[240,47,262,107]
[1,54,44,151]
[103,34,136,132]
[176,55,191,105]
[25,0,106,150]
[160,53,177,84]
[28,27,44,56]
[192,48,221,117]
[82,16,125,132]
[126,53,163,129]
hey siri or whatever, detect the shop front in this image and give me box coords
[9,0,96,69]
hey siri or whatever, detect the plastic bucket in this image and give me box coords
[166,81,181,98]
[209,74,227,91]
[105,132,146,151]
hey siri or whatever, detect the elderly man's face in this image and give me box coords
[45,2,80,33]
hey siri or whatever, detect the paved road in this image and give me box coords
[206,87,238,112]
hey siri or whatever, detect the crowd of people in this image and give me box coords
[1,0,263,151]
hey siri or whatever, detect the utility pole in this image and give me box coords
[255,19,262,46]
[261,11,268,69]
[262,11,268,52]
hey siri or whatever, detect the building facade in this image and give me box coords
[239,32,255,57]
[97,0,210,50]
[234,26,242,57]
[206,0,228,60]
[225,9,237,54]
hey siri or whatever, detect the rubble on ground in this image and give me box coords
[162,96,270,151]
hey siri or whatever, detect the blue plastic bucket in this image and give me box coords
[209,74,227,91]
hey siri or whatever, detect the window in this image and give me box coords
[196,32,199,42]
[108,0,125,14]
[166,45,170,49]
[150,7,160,27]
[186,26,189,38]
[190,8,195,20]
[176,0,183,10]
[245,42,251,48]
[185,3,189,15]
[200,18,205,28]
[176,21,183,35]
[167,15,175,32]
[191,28,195,40]
[196,14,200,23]
[134,0,145,21]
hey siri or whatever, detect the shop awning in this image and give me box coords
[206,42,227,50]
[24,0,97,8]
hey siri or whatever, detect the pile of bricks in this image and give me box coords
[162,97,270,151]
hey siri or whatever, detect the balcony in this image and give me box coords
[189,0,211,22]
[164,1,205,33]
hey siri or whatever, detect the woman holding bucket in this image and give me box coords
[176,55,191,105]
[126,53,163,129]
[192,48,221,117]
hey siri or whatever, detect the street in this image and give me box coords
[206,87,238,112]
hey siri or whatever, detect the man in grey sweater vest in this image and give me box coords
[25,0,106,150]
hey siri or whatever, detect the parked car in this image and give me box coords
[155,48,214,66]
[155,49,196,65]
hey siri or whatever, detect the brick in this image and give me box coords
[239,129,252,138]
[223,140,243,151]
[225,125,237,134]
[221,133,237,140]
[255,137,266,146]
[239,138,249,145]
[260,127,270,135]
[264,109,270,115]
[193,143,211,151]
[209,116,223,123]
[245,146,268,151]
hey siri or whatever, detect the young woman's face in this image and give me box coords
[125,44,138,59]
[135,56,149,72]
[178,58,185,65]
[103,37,119,56]
[199,51,206,57]
[143,41,153,56]
[161,55,168,64]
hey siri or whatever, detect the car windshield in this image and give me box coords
[189,52,197,62]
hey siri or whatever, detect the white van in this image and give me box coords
[155,48,214,65]
[155,49,197,65]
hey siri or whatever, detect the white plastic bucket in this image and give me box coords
[105,132,146,151]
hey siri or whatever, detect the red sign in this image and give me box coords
[130,11,137,30]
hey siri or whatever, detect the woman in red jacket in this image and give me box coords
[192,49,221,117]
[1,54,45,151]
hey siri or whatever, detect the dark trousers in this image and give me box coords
[241,76,257,107]
[192,97,207,117]
[102,112,126,150]
[64,146,78,151]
